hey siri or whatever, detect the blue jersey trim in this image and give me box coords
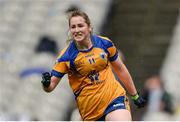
[51,70,65,78]
[92,35,115,59]
[78,45,94,52]
[92,35,113,48]
[56,41,79,73]
[57,41,79,62]
[109,50,118,61]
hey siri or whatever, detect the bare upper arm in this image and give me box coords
[110,57,124,71]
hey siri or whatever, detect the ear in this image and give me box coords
[89,27,93,33]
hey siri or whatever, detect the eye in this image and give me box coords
[78,24,84,28]
[70,25,76,29]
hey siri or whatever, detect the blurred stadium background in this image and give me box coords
[0,0,180,121]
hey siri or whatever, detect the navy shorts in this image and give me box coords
[97,96,129,121]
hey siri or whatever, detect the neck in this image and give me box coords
[75,38,92,50]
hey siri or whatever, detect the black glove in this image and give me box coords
[41,72,51,87]
[131,93,146,108]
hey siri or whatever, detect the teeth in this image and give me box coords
[74,32,82,37]
[76,34,81,37]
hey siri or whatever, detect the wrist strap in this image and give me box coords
[131,94,139,100]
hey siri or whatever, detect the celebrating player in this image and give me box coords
[41,10,146,121]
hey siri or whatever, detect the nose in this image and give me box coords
[74,27,80,32]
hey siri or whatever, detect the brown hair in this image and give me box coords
[68,10,91,27]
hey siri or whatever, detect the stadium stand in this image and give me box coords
[161,12,180,120]
[100,0,180,120]
[1,0,180,121]
[0,0,111,120]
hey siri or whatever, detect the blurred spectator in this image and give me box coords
[142,75,174,120]
[65,5,80,14]
[35,35,58,56]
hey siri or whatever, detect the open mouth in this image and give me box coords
[75,33,82,38]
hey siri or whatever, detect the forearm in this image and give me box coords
[116,63,137,96]
[111,58,146,108]
[42,83,55,92]
[42,76,60,92]
[111,58,137,96]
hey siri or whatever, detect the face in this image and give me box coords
[69,16,91,43]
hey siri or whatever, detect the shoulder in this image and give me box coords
[56,41,78,62]
[92,35,114,48]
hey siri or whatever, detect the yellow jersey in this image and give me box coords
[51,35,126,120]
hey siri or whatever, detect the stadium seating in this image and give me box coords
[0,0,111,120]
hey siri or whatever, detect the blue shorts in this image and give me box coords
[97,96,129,121]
